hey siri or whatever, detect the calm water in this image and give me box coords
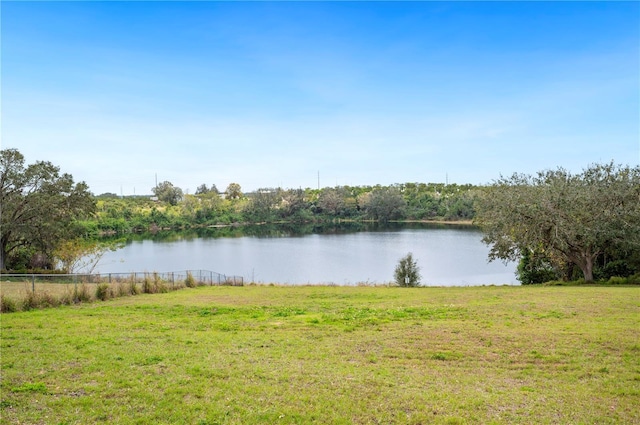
[94,224,518,286]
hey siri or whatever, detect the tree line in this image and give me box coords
[86,181,477,236]
[2,148,638,283]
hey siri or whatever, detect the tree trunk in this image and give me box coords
[569,250,596,282]
[581,258,594,282]
[563,262,577,281]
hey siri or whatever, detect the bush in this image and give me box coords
[516,250,560,284]
[74,283,92,303]
[1,295,18,313]
[394,252,421,287]
[22,291,40,311]
[185,272,197,288]
[153,273,168,293]
[600,260,635,280]
[59,289,74,306]
[117,281,130,297]
[38,292,59,308]
[128,277,140,295]
[142,276,154,294]
[95,283,111,301]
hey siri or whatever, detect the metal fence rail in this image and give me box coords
[0,270,243,292]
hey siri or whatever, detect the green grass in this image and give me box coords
[1,285,639,424]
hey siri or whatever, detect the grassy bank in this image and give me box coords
[1,285,638,424]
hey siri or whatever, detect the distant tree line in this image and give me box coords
[81,181,478,239]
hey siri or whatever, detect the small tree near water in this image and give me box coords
[394,253,421,287]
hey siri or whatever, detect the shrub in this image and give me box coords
[117,281,130,297]
[544,280,567,286]
[394,252,421,287]
[142,276,154,294]
[607,276,628,285]
[59,289,74,305]
[128,277,140,295]
[516,250,560,284]
[22,291,40,311]
[600,260,635,280]
[95,283,110,301]
[74,283,92,303]
[1,295,18,313]
[153,273,168,293]
[38,292,59,308]
[185,272,197,288]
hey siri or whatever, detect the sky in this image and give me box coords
[2,1,639,196]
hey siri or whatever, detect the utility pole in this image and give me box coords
[317,171,320,190]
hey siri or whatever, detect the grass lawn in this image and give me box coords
[1,285,638,424]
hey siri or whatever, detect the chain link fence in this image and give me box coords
[0,270,243,312]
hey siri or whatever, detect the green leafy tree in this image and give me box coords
[317,188,346,216]
[475,163,640,282]
[152,181,183,206]
[195,184,209,195]
[363,187,406,222]
[244,188,281,222]
[0,148,96,270]
[195,184,219,195]
[516,249,561,284]
[225,183,242,200]
[394,252,421,287]
[280,188,309,221]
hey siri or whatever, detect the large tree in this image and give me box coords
[362,187,406,222]
[152,181,183,205]
[317,188,346,216]
[475,163,640,282]
[0,149,96,270]
[243,188,281,222]
[280,188,308,221]
[225,183,242,200]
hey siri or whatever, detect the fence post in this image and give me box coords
[109,273,112,284]
[32,274,35,293]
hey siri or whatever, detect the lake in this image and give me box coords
[93,223,518,286]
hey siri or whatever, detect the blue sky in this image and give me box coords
[2,1,638,195]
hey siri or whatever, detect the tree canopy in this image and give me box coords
[475,163,640,282]
[152,181,183,205]
[362,187,406,222]
[225,183,242,200]
[0,149,96,270]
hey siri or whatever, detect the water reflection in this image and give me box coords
[120,222,476,241]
